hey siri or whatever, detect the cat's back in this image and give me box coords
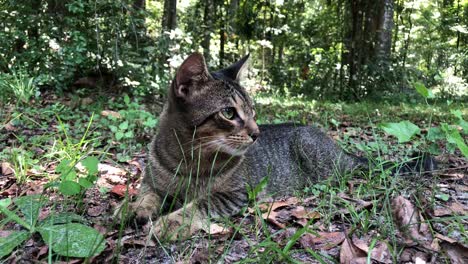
[243,123,357,196]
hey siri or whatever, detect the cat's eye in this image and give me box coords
[220,107,236,120]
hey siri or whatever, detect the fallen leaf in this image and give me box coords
[101,110,121,119]
[260,197,299,229]
[1,162,14,176]
[391,196,428,243]
[352,237,392,264]
[203,223,232,236]
[87,205,105,217]
[441,242,468,264]
[300,231,345,250]
[433,201,467,216]
[340,235,367,264]
[110,184,137,197]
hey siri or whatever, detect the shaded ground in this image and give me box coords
[0,91,467,263]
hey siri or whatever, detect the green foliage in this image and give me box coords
[0,195,105,259]
[53,156,99,196]
[380,121,421,143]
[0,70,38,106]
[105,95,158,161]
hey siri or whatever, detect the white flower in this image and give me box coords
[117,60,124,67]
[167,54,184,69]
[48,39,60,51]
[257,39,273,49]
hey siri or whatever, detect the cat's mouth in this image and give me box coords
[199,135,254,156]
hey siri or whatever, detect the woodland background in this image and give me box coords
[1,0,467,100]
[0,0,467,263]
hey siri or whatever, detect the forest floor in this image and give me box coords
[0,90,467,263]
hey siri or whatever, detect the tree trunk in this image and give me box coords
[375,0,394,61]
[162,0,177,32]
[202,0,213,62]
[219,4,226,67]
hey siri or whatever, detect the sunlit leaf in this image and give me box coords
[14,195,45,227]
[380,121,421,143]
[59,181,81,196]
[413,82,434,98]
[81,156,99,175]
[0,231,30,258]
[38,223,106,258]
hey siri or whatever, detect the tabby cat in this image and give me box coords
[114,53,433,240]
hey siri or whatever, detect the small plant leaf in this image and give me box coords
[115,131,124,140]
[78,178,93,189]
[14,195,45,227]
[119,121,129,130]
[0,231,30,258]
[38,223,106,258]
[427,127,444,141]
[0,197,12,208]
[40,212,88,227]
[413,82,434,98]
[380,121,421,143]
[446,129,468,158]
[124,131,134,138]
[59,181,81,196]
[81,156,99,175]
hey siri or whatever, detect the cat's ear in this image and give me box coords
[174,53,211,98]
[214,54,250,82]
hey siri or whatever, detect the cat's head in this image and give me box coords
[168,53,259,156]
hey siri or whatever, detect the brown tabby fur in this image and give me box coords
[115,53,397,240]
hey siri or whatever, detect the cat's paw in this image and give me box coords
[113,201,153,225]
[152,209,203,241]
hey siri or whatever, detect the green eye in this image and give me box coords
[221,107,236,120]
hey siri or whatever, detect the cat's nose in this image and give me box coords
[249,132,259,141]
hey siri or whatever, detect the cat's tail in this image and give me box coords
[352,152,437,176]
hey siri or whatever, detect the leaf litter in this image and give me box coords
[1,100,467,263]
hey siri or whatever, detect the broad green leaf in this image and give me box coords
[124,95,130,105]
[109,125,117,133]
[78,178,93,189]
[446,129,468,158]
[0,231,30,258]
[427,127,444,141]
[115,131,124,140]
[40,212,87,227]
[38,223,106,258]
[81,156,99,175]
[119,121,128,130]
[59,181,81,196]
[451,109,463,120]
[0,198,12,208]
[413,82,434,98]
[61,170,77,181]
[14,195,44,227]
[380,121,421,143]
[55,159,72,174]
[451,110,468,132]
[124,131,134,138]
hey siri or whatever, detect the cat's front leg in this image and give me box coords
[152,202,204,241]
[153,189,248,241]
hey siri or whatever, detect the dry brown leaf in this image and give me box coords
[260,197,299,229]
[101,110,121,119]
[110,184,137,197]
[1,162,14,176]
[433,201,467,217]
[441,242,468,264]
[204,223,233,236]
[391,195,428,243]
[340,235,367,264]
[259,197,299,212]
[435,233,457,244]
[300,231,345,250]
[352,237,392,264]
